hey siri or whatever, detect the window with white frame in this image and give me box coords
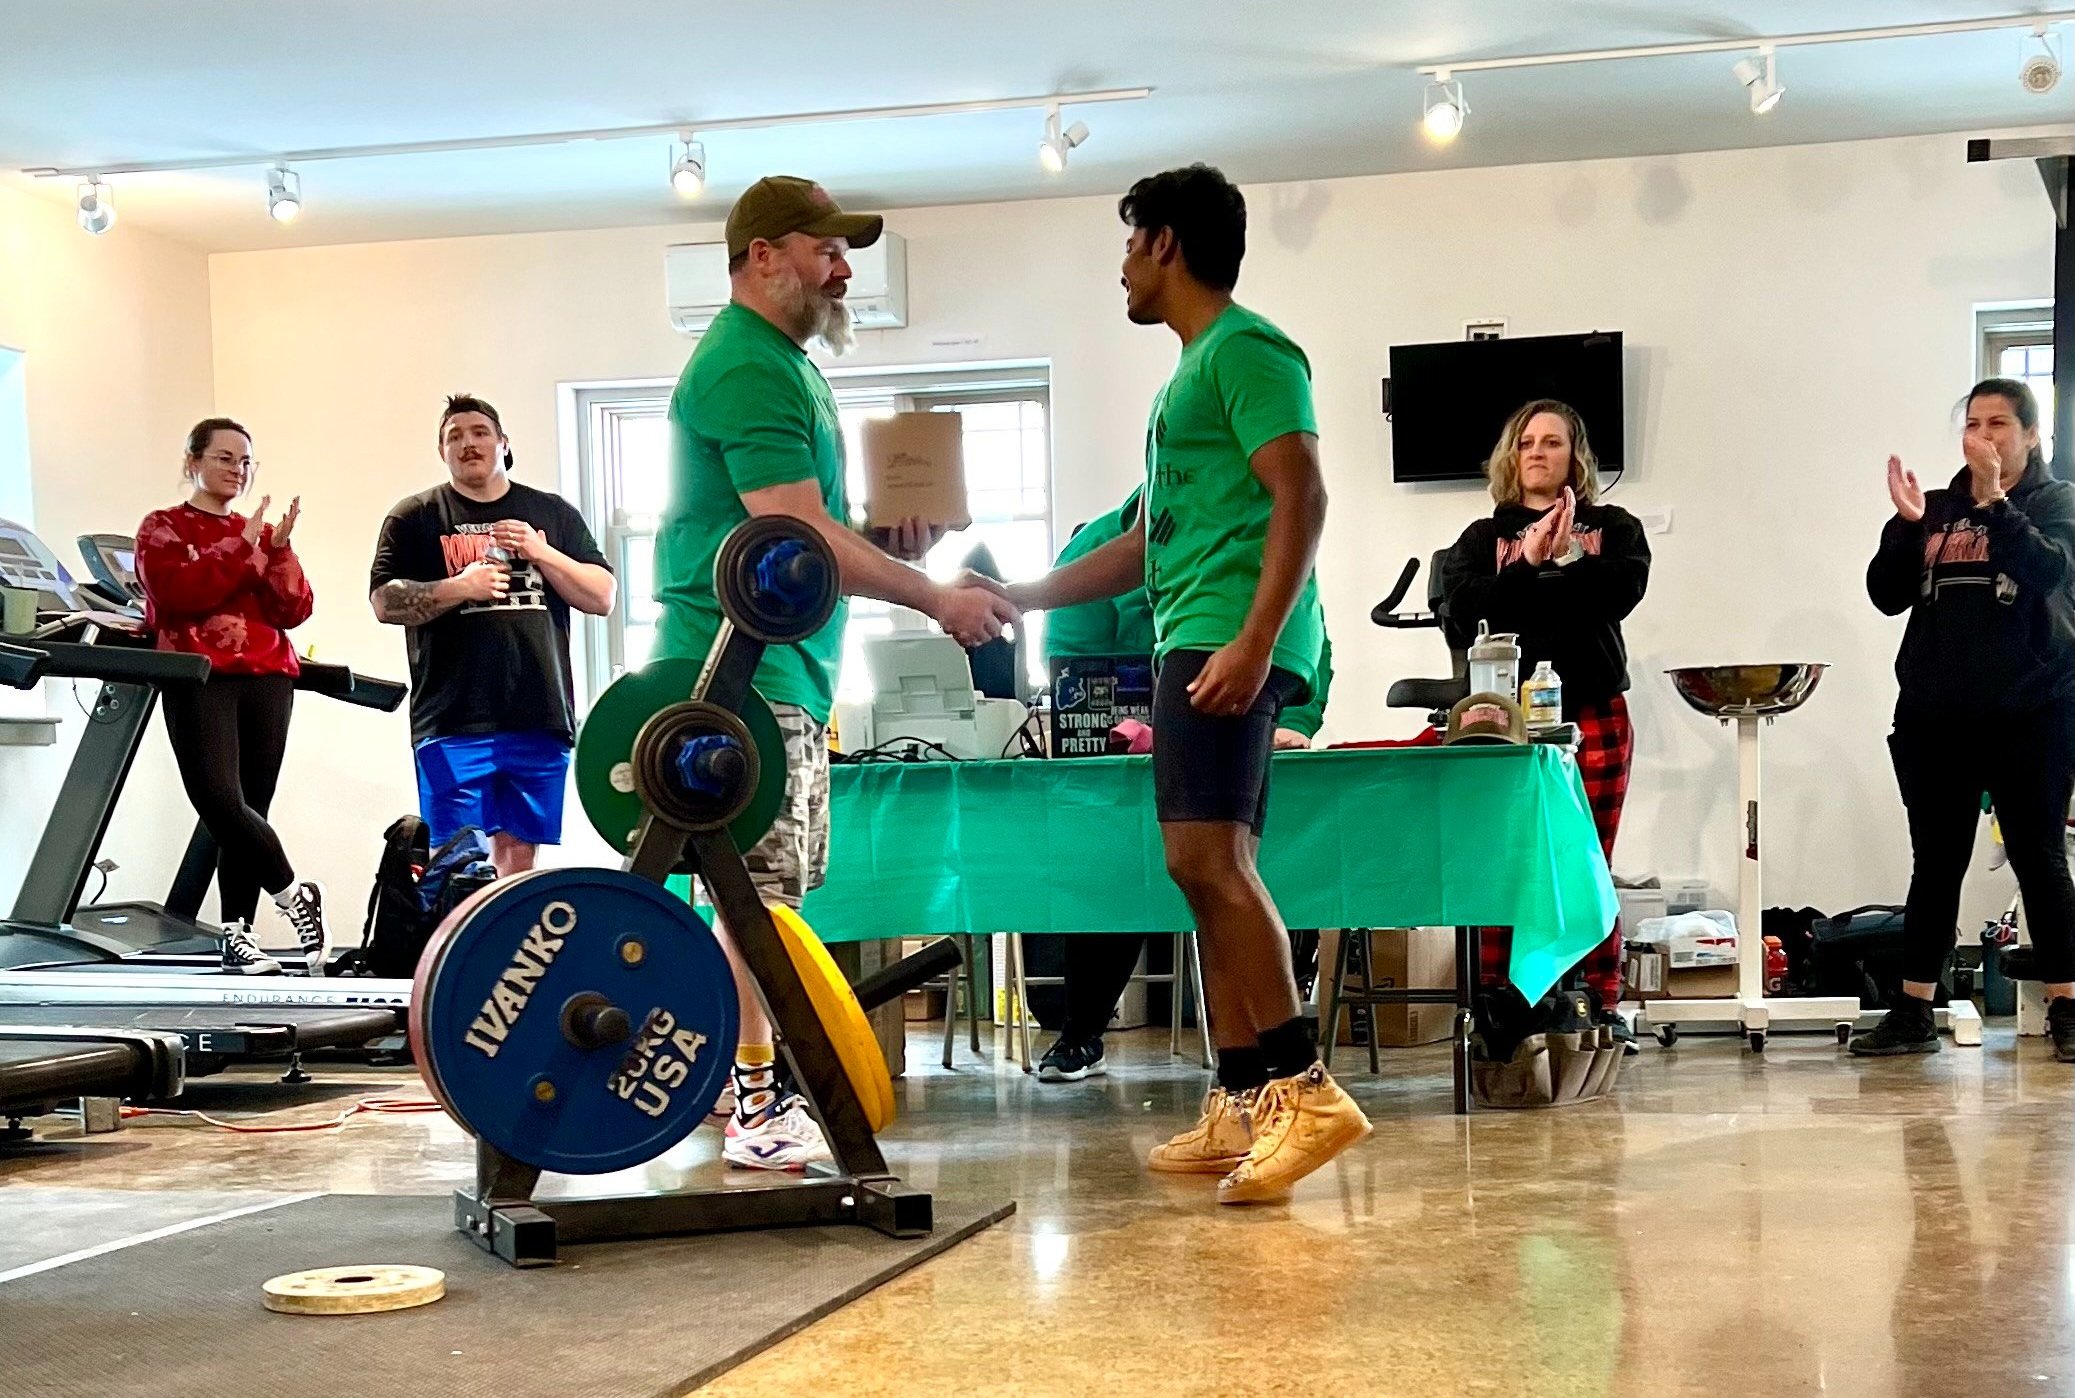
[569,364,1054,706]
[1978,305,2055,459]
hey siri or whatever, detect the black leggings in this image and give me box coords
[1893,702,2075,985]
[160,674,297,925]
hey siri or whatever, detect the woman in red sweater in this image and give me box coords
[135,418,330,975]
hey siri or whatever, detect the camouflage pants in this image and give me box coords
[702,703,829,911]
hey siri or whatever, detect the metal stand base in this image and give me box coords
[454,1144,934,1268]
[1642,996,1981,1049]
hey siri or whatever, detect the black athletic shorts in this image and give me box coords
[1152,648,1308,835]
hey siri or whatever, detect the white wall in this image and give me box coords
[197,131,2053,928]
[0,180,217,911]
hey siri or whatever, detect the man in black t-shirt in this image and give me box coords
[370,395,615,877]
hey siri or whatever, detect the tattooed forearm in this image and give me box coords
[371,578,459,626]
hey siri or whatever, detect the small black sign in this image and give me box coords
[1049,655,1155,758]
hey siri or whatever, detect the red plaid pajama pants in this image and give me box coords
[1477,693,1633,1006]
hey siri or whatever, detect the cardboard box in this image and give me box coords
[1625,942,1740,1001]
[1325,928,1457,1047]
[861,412,971,529]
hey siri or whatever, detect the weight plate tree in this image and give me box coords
[415,514,952,1268]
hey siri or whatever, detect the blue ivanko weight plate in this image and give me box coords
[410,868,739,1176]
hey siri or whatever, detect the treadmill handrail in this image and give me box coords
[293,659,408,712]
[20,640,210,686]
[0,640,46,689]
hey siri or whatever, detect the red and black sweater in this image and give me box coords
[135,504,313,677]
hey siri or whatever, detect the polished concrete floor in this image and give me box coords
[5,1023,2074,1397]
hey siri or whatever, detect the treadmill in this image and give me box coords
[0,1024,185,1145]
[0,519,405,1074]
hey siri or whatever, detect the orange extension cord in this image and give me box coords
[118,1091,444,1135]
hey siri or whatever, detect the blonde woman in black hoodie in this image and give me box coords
[1438,400,1651,1043]
[1861,377,2075,1060]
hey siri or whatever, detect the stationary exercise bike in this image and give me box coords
[1370,552,1469,725]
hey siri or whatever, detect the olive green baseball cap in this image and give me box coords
[725,176,884,260]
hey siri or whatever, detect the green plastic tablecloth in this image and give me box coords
[794,744,1615,1003]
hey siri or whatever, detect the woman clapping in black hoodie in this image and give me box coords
[1861,377,2075,1060]
[1438,399,1651,1042]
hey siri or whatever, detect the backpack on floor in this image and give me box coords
[420,827,496,945]
[1808,905,1952,1010]
[348,817,493,979]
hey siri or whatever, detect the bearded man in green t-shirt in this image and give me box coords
[653,175,1018,1171]
[994,165,1369,1205]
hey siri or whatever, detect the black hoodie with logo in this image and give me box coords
[1437,500,1652,716]
[1867,457,2075,714]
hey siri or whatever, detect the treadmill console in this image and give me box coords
[77,533,143,607]
[0,518,89,615]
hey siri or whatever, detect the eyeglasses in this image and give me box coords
[201,452,257,471]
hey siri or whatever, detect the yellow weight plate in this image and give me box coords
[769,906,894,1131]
[261,1265,446,1316]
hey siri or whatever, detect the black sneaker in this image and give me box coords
[1596,1010,1639,1056]
[2048,998,2075,1063]
[1037,1036,1107,1083]
[219,920,283,976]
[275,880,329,974]
[1849,998,1940,1056]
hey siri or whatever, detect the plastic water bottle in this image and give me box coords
[1521,660,1562,729]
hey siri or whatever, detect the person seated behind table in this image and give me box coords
[1036,490,1332,1081]
[1436,398,1650,1046]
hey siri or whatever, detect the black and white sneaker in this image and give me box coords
[219,920,283,976]
[1037,1036,1107,1082]
[275,880,329,974]
[1849,998,1939,1056]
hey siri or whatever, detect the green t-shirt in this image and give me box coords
[653,302,849,721]
[1142,303,1323,694]
[1044,488,1156,662]
[1279,630,1332,738]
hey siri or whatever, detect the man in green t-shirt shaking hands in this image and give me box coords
[992,165,1369,1205]
[654,176,1018,1171]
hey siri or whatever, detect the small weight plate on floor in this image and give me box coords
[409,868,739,1175]
[575,660,787,857]
[261,1265,445,1315]
[770,906,895,1132]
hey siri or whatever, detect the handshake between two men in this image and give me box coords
[868,515,1021,649]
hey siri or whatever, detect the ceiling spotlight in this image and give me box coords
[1038,104,1088,174]
[75,177,114,235]
[1733,47,1784,115]
[266,166,302,224]
[1422,71,1467,143]
[2022,25,2062,95]
[670,132,706,198]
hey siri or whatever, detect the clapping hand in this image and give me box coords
[271,497,301,549]
[1521,487,1576,565]
[1961,434,2006,507]
[1886,455,1926,522]
[241,495,272,548]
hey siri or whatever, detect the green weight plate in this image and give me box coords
[576,658,788,856]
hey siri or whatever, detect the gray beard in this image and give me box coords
[772,266,855,356]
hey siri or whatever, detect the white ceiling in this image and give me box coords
[5,1,2075,252]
